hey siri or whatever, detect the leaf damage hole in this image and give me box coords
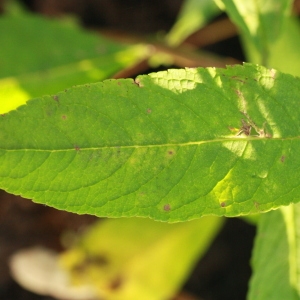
[270,68,276,79]
[163,204,171,211]
[133,78,143,87]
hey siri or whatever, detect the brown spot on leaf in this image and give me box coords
[234,89,242,97]
[74,145,80,152]
[86,254,109,267]
[1,114,5,117]
[72,262,86,273]
[72,255,109,274]
[53,95,59,102]
[254,201,260,211]
[220,202,226,207]
[147,108,152,114]
[163,204,171,211]
[231,76,246,83]
[62,115,67,120]
[280,155,285,163]
[109,275,123,290]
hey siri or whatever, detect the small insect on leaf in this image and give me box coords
[236,111,272,138]
[236,119,252,136]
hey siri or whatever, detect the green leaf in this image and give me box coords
[60,216,223,299]
[0,13,149,113]
[1,63,300,221]
[0,14,124,78]
[248,204,300,299]
[242,16,300,77]
[166,0,220,46]
[218,0,293,65]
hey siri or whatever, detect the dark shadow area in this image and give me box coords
[184,218,256,300]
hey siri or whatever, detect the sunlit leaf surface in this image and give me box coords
[1,64,300,221]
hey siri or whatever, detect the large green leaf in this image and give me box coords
[248,204,300,299]
[1,63,300,221]
[60,216,223,299]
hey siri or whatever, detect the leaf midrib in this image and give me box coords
[1,136,299,152]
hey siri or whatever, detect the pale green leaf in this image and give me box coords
[248,204,300,299]
[60,216,223,299]
[219,0,293,65]
[1,63,300,221]
[166,0,220,46]
[242,16,300,77]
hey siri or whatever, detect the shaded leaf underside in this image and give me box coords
[1,64,300,221]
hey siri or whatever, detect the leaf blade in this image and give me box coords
[1,64,300,221]
[248,204,300,299]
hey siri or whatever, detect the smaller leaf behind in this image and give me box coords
[248,204,300,299]
[219,0,294,65]
[166,0,220,46]
[60,216,223,299]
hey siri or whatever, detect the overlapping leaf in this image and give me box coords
[217,0,293,65]
[1,64,300,221]
[60,217,223,299]
[248,204,300,299]
[166,0,220,46]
